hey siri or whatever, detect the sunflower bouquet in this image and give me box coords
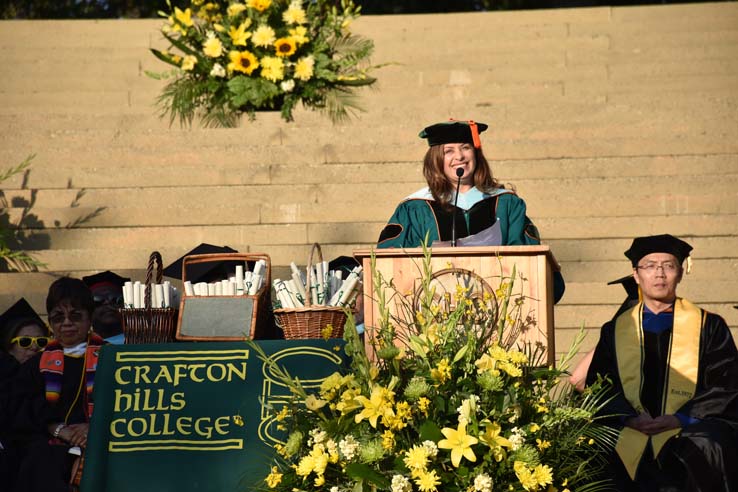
[250,247,617,492]
[150,0,376,127]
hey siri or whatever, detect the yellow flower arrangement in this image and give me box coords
[150,0,376,127]
[249,247,617,492]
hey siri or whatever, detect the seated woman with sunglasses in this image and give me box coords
[0,298,50,492]
[10,277,105,492]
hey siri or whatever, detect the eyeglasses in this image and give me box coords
[10,336,51,349]
[93,295,124,307]
[48,311,87,325]
[636,261,679,273]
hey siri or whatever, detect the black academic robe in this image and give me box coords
[0,352,20,490]
[586,306,738,492]
[10,353,89,492]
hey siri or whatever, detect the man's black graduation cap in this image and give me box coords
[419,120,488,148]
[624,234,693,267]
[162,243,241,283]
[607,274,639,300]
[82,270,130,291]
[328,256,360,275]
[0,298,47,341]
[607,274,640,320]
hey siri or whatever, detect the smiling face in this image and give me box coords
[442,143,476,192]
[48,301,91,348]
[633,252,683,309]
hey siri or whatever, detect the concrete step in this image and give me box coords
[559,258,738,282]
[549,236,738,262]
[563,280,738,305]
[4,173,737,209]
[2,105,736,159]
[6,190,738,228]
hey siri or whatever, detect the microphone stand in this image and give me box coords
[451,167,464,247]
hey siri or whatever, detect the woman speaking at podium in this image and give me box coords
[378,119,541,248]
[377,119,564,302]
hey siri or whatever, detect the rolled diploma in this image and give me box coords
[286,279,303,307]
[309,269,319,305]
[291,272,308,304]
[154,284,164,308]
[132,282,141,309]
[163,281,171,307]
[235,265,244,291]
[274,280,294,308]
[322,261,330,302]
[140,285,146,309]
[248,274,261,295]
[253,259,265,278]
[290,262,305,285]
[214,282,222,296]
[184,281,194,297]
[337,277,359,307]
[315,262,325,305]
[329,272,358,306]
[123,281,134,308]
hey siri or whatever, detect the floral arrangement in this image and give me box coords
[251,248,616,492]
[150,0,376,127]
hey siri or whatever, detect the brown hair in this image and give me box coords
[422,145,502,208]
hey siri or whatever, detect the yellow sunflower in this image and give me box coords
[274,37,297,57]
[228,50,259,75]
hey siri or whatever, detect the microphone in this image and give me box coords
[451,167,464,247]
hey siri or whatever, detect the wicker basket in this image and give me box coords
[274,243,347,339]
[119,251,178,344]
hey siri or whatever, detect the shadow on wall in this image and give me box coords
[0,154,107,273]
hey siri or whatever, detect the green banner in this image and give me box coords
[82,340,348,492]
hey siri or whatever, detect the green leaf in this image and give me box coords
[150,48,181,68]
[345,463,389,488]
[227,76,280,109]
[162,32,199,57]
[418,420,443,442]
[452,344,468,364]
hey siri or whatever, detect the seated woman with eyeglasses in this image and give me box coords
[10,277,105,492]
[0,298,50,491]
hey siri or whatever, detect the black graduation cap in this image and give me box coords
[608,274,640,320]
[419,120,488,148]
[162,243,241,283]
[624,234,693,267]
[328,255,361,275]
[607,274,639,300]
[82,270,131,291]
[0,298,47,343]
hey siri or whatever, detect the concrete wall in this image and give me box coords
[1,2,737,355]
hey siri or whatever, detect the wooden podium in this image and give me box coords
[353,246,558,366]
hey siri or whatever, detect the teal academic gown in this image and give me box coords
[377,187,541,248]
[377,187,565,302]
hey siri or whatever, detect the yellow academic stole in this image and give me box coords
[613,298,703,480]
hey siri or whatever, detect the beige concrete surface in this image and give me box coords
[1,2,737,356]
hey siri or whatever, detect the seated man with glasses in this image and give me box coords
[586,234,738,492]
[82,270,130,344]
